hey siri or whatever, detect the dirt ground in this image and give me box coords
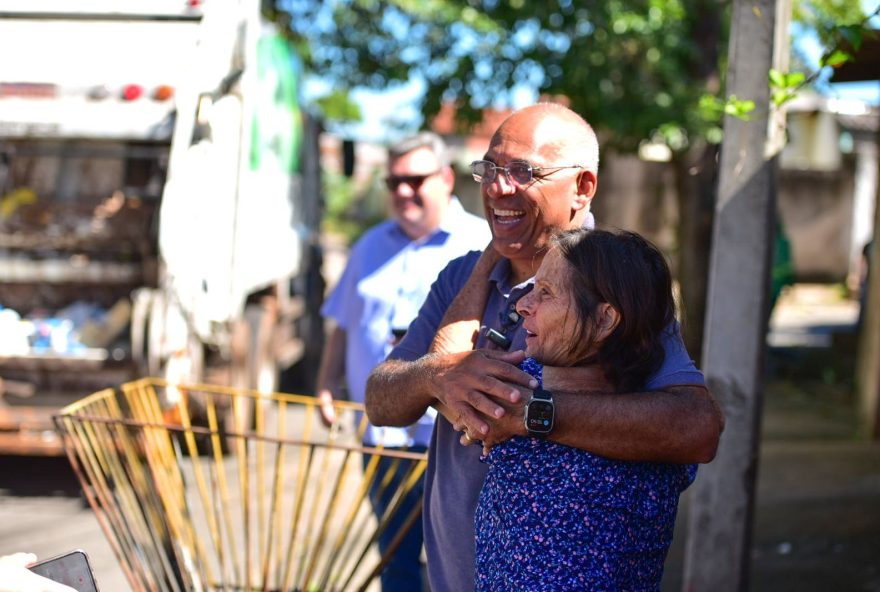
[662,285,880,591]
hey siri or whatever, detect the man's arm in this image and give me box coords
[365,348,533,429]
[477,362,723,463]
[315,325,346,426]
[545,384,723,463]
[366,246,538,432]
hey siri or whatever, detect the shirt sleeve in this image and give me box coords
[645,321,706,389]
[388,250,481,362]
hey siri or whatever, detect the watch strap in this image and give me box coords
[531,385,552,401]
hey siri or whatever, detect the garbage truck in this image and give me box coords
[0,0,325,454]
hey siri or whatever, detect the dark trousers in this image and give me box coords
[363,445,427,592]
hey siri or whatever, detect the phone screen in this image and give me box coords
[29,550,100,592]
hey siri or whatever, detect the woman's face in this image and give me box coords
[515,248,586,367]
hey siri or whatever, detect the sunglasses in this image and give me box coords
[470,160,583,186]
[385,169,441,191]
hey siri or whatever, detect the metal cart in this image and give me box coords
[54,379,427,592]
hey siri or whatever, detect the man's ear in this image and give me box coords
[593,303,621,343]
[572,169,597,212]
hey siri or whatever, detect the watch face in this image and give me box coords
[526,400,554,433]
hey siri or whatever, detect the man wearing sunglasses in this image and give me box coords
[365,103,724,592]
[316,131,489,592]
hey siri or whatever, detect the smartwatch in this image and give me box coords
[524,386,554,437]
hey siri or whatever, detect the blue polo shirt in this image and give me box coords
[389,238,706,592]
[322,197,491,447]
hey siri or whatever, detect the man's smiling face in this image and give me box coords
[480,107,596,278]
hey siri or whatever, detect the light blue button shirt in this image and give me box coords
[321,198,491,446]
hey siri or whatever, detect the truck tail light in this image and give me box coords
[153,85,175,101]
[122,84,144,101]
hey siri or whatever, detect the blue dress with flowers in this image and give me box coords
[474,357,697,591]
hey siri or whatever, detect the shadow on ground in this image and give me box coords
[663,325,880,591]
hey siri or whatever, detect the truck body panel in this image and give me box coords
[0,1,323,455]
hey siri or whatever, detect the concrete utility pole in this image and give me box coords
[856,135,880,438]
[682,0,790,588]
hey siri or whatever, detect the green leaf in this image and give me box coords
[821,49,853,68]
[724,96,755,120]
[784,71,805,87]
[698,94,726,123]
[769,69,786,88]
[772,89,798,107]
[769,69,805,91]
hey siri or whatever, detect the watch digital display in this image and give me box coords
[526,400,554,433]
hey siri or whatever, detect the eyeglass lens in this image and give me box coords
[471,161,533,185]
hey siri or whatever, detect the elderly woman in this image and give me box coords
[433,228,696,591]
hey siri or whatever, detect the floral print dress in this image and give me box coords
[474,358,697,591]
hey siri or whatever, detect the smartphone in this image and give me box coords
[481,326,512,349]
[29,549,100,592]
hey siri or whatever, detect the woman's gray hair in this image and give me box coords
[388,131,451,168]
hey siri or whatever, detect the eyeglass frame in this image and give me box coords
[470,160,584,186]
[384,169,443,192]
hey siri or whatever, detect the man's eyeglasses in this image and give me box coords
[385,170,441,191]
[470,160,583,186]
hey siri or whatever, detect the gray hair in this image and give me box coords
[388,131,451,168]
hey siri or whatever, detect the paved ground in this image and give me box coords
[662,285,880,591]
[1,284,878,591]
[0,455,129,590]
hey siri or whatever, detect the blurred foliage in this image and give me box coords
[268,0,871,152]
[314,89,363,122]
[793,0,871,46]
[785,3,880,104]
[322,169,387,245]
[265,0,874,362]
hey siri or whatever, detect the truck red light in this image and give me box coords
[122,84,143,101]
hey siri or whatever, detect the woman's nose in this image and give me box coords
[516,293,534,317]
